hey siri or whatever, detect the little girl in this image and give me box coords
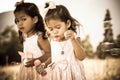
[14,0,51,80]
[43,1,86,80]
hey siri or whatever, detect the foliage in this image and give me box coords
[0,25,22,65]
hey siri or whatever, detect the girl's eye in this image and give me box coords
[21,18,26,21]
[14,18,26,24]
[49,28,53,31]
[15,19,19,24]
[56,26,61,29]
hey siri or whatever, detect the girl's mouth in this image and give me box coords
[53,36,61,41]
[53,36,65,41]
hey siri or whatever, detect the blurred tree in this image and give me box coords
[115,34,120,48]
[0,25,22,65]
[82,35,94,58]
[96,9,120,59]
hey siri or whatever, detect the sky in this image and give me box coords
[0,0,120,51]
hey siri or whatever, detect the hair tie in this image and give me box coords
[15,0,24,7]
[47,1,56,9]
[43,1,56,18]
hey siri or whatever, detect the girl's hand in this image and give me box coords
[48,62,55,70]
[64,30,75,41]
[35,63,47,76]
[23,58,35,67]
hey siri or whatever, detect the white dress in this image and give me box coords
[18,33,44,80]
[23,34,43,58]
[43,39,86,80]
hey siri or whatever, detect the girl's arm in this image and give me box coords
[25,34,51,67]
[71,37,86,60]
[37,35,51,67]
[65,30,86,61]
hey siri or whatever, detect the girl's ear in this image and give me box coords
[33,16,38,23]
[66,20,71,28]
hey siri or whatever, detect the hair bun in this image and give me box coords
[15,0,24,7]
[44,1,56,9]
[44,2,49,8]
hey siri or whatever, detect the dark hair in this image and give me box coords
[44,4,80,33]
[14,2,47,44]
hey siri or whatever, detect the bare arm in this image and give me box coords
[65,30,86,61]
[24,34,51,67]
[71,37,86,60]
[37,35,51,67]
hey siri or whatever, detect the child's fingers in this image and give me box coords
[64,30,75,39]
[23,58,34,67]
[34,59,41,66]
[48,62,55,69]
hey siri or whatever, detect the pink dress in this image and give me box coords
[42,39,86,80]
[18,34,44,80]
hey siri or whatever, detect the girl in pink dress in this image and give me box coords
[14,0,51,80]
[42,1,86,80]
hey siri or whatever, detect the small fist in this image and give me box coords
[23,58,34,67]
[34,59,41,66]
[35,63,47,76]
[64,30,75,40]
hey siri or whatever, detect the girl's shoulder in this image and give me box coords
[37,31,43,37]
[36,32,51,53]
[37,32,44,40]
[37,32,49,43]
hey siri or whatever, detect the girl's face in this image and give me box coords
[15,11,36,34]
[46,19,71,41]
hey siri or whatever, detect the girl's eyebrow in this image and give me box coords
[47,24,60,29]
[16,15,26,19]
[54,24,60,28]
[20,16,26,18]
[48,27,52,29]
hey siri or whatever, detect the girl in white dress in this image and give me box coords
[43,1,86,80]
[14,0,51,80]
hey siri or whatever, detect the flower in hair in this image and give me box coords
[43,1,56,18]
[47,1,56,9]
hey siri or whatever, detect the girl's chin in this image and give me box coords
[53,37,61,41]
[53,37,65,41]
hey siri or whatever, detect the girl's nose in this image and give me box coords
[53,29,58,34]
[17,21,23,26]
